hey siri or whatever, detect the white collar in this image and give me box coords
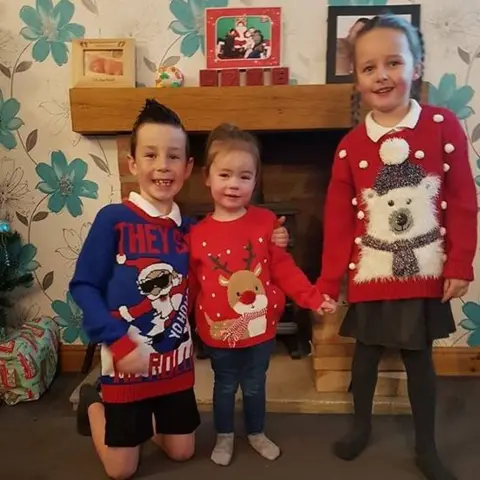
[128,192,182,226]
[365,99,422,143]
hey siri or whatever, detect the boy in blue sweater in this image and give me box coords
[71,99,289,478]
[71,100,199,479]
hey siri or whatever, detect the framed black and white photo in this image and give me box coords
[326,4,421,84]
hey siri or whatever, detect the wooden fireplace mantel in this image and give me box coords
[69,84,365,135]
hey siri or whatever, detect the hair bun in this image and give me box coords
[217,122,239,132]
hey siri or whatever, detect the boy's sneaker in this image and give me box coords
[76,383,102,437]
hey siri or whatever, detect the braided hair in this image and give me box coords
[349,14,425,127]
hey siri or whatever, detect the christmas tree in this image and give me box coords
[0,220,33,339]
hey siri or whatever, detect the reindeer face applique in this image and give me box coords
[205,240,268,346]
[219,266,267,315]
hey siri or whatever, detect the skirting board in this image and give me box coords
[59,344,480,376]
[59,344,100,373]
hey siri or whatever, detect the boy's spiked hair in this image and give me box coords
[130,98,190,158]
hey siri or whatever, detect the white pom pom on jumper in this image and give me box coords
[379,137,411,165]
[116,254,126,264]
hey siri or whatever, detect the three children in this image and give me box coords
[72,14,477,480]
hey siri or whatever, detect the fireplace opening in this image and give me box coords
[118,128,348,360]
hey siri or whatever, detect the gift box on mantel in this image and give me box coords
[0,317,60,406]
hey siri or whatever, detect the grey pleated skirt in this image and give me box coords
[339,298,456,350]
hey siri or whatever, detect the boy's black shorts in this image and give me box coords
[104,388,200,448]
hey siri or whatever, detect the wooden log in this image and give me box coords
[312,346,405,371]
[311,306,350,344]
[70,84,363,134]
[314,370,408,397]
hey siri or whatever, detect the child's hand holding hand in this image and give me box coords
[116,348,148,375]
[316,294,337,316]
[442,278,469,303]
[271,216,289,248]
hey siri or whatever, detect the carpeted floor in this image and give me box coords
[1,374,479,480]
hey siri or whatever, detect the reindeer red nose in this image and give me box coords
[239,290,256,305]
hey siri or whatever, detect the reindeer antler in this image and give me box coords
[208,253,232,274]
[243,240,255,270]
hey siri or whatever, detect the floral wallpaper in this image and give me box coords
[0,0,479,347]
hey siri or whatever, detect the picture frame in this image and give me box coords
[326,5,421,84]
[205,7,282,70]
[71,38,136,88]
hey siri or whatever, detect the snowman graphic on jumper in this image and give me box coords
[355,137,445,283]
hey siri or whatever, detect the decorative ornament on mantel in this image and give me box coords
[155,65,185,88]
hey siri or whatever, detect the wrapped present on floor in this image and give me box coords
[0,316,60,406]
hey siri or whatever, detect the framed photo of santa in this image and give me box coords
[205,7,282,70]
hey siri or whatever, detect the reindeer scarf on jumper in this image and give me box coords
[212,308,268,347]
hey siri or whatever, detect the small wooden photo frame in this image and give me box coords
[71,38,136,88]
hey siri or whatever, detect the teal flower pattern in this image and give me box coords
[428,73,475,120]
[8,240,39,281]
[0,89,23,151]
[19,0,85,66]
[52,291,87,344]
[328,0,387,5]
[459,302,480,347]
[169,0,229,57]
[35,151,98,217]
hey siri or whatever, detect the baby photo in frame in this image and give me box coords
[326,5,421,84]
[71,38,136,88]
[205,7,281,70]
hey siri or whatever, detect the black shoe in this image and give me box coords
[415,450,457,480]
[76,384,101,437]
[333,425,372,461]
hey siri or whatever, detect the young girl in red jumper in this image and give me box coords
[316,15,477,480]
[190,124,334,466]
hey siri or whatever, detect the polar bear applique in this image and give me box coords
[354,137,445,283]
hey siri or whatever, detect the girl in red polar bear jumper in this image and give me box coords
[316,14,477,480]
